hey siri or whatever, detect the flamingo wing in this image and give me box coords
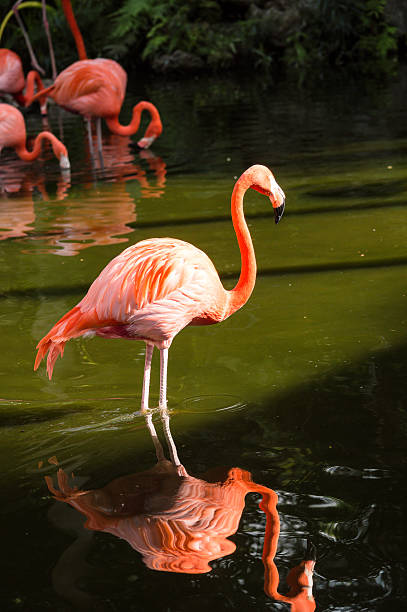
[53,60,126,118]
[80,238,223,322]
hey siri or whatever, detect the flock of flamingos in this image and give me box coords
[1,1,316,609]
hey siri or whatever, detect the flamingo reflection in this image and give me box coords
[45,410,316,608]
[0,167,70,241]
[0,141,166,253]
[40,145,166,256]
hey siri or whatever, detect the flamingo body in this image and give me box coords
[35,238,227,379]
[0,103,70,168]
[35,165,285,406]
[0,49,25,94]
[31,58,162,148]
[46,59,126,119]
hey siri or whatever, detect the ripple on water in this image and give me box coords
[180,394,248,414]
[324,465,391,479]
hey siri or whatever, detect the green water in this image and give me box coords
[1,69,407,610]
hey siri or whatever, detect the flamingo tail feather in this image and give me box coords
[34,306,91,379]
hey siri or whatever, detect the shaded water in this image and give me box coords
[1,67,407,610]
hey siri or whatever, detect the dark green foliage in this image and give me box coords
[285,0,399,75]
[1,0,403,78]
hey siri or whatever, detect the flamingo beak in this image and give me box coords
[137,135,156,149]
[274,198,285,224]
[270,178,285,224]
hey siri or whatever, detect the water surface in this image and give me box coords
[1,68,407,610]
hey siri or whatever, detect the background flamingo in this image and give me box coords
[0,103,70,168]
[0,48,47,114]
[0,0,58,111]
[29,0,163,153]
[34,164,285,411]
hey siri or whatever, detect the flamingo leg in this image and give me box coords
[158,348,183,471]
[96,118,105,170]
[85,118,95,158]
[141,343,153,412]
[96,118,103,155]
[159,348,168,409]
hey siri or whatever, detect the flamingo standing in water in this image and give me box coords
[0,103,70,168]
[0,49,48,114]
[34,164,285,410]
[29,0,162,153]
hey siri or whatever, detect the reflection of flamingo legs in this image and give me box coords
[148,344,182,469]
[144,407,185,475]
[144,411,166,463]
[141,346,184,474]
[160,407,182,470]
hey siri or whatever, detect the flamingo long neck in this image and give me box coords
[105,102,160,137]
[225,177,257,317]
[61,0,88,60]
[21,71,47,114]
[15,131,65,162]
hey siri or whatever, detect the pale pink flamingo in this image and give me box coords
[34,164,285,410]
[29,0,162,153]
[0,48,48,114]
[0,103,70,168]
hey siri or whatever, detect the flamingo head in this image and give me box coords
[248,164,285,224]
[51,140,70,170]
[137,103,163,149]
[58,153,71,170]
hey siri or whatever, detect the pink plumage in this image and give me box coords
[35,164,285,410]
[0,103,70,168]
[0,49,47,114]
[29,59,162,149]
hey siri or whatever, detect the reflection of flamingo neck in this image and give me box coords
[257,488,281,599]
[256,485,316,610]
[15,132,66,163]
[61,0,87,60]
[105,102,162,139]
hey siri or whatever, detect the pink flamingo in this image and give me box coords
[34,164,285,409]
[0,48,48,114]
[1,0,57,112]
[29,0,162,153]
[0,103,70,168]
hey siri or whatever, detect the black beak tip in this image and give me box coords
[274,200,285,224]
